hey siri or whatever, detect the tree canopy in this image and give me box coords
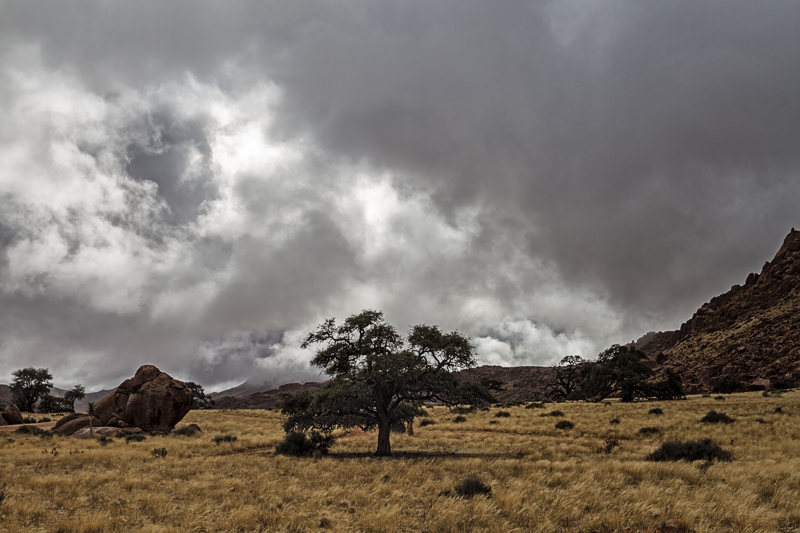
[281,310,493,456]
[10,367,54,412]
[578,344,653,402]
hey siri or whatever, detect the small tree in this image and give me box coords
[64,385,86,411]
[281,310,494,456]
[549,355,586,399]
[10,367,54,412]
[87,402,96,438]
[185,382,215,410]
[578,345,653,402]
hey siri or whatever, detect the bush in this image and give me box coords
[275,431,334,457]
[419,419,436,427]
[700,411,735,424]
[646,438,732,462]
[555,420,574,430]
[125,434,147,443]
[638,426,661,436]
[648,407,663,415]
[453,415,467,423]
[542,410,564,417]
[713,377,743,394]
[213,435,238,445]
[172,426,200,437]
[150,447,168,458]
[452,406,475,415]
[609,417,620,425]
[38,417,51,423]
[773,407,783,414]
[98,436,113,446]
[601,436,620,454]
[454,476,492,498]
[495,411,511,418]
[14,425,52,437]
[763,389,787,397]
[21,417,37,424]
[714,395,726,401]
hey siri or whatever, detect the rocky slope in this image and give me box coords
[637,228,800,392]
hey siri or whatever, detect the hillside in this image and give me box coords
[637,228,800,391]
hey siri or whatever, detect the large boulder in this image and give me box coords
[94,365,193,432]
[71,426,126,439]
[53,415,102,436]
[2,404,23,425]
[0,415,7,426]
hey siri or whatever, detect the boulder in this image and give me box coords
[0,415,7,426]
[2,404,23,425]
[93,365,193,433]
[54,412,87,429]
[53,415,103,436]
[751,377,771,390]
[71,426,125,439]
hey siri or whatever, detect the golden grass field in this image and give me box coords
[1,391,799,533]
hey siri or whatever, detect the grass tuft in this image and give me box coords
[647,438,732,463]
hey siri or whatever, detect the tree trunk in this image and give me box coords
[375,419,392,456]
[406,420,414,436]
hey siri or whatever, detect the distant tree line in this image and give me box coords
[548,345,685,402]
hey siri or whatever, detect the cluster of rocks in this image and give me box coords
[0,403,23,425]
[53,365,195,438]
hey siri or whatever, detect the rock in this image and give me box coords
[751,378,771,390]
[53,416,103,436]
[121,427,143,435]
[2,404,23,425]
[71,426,125,439]
[54,413,87,429]
[0,415,7,426]
[94,365,194,433]
[149,430,167,437]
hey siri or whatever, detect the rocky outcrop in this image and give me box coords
[213,381,327,410]
[2,404,23,425]
[53,414,102,436]
[636,228,800,392]
[94,365,193,432]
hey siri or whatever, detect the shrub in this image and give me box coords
[773,407,783,414]
[542,410,564,417]
[125,434,147,443]
[150,447,168,458]
[488,420,498,425]
[638,426,661,436]
[712,377,743,394]
[701,411,735,424]
[419,419,436,427]
[14,425,52,438]
[453,415,467,423]
[647,438,732,462]
[525,402,544,409]
[495,411,511,418]
[648,407,663,415]
[755,417,769,424]
[98,436,113,446]
[21,417,37,424]
[275,431,334,457]
[38,417,51,423]
[172,426,200,437]
[763,389,787,397]
[0,484,7,510]
[555,420,574,430]
[714,395,726,401]
[213,435,238,445]
[452,406,475,415]
[601,436,620,454]
[609,417,620,425]
[454,476,492,498]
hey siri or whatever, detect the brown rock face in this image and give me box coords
[53,415,103,436]
[0,415,7,426]
[2,404,23,425]
[94,365,193,432]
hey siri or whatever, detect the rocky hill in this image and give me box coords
[637,228,800,392]
[213,381,327,410]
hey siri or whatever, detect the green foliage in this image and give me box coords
[213,435,237,444]
[701,410,735,424]
[186,382,215,409]
[14,425,53,437]
[578,345,653,402]
[454,476,492,498]
[647,438,732,462]
[555,420,574,430]
[275,431,334,457]
[10,367,54,412]
[281,310,494,456]
[641,369,686,401]
[21,416,38,424]
[713,377,743,394]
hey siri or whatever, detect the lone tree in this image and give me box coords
[10,367,54,412]
[281,310,493,456]
[186,382,215,409]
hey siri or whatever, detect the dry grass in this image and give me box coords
[1,392,800,532]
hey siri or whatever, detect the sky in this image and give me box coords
[1,0,799,391]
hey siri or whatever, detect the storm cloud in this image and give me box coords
[1,1,798,390]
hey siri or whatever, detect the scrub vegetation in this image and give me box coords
[1,392,799,532]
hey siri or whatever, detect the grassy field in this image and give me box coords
[1,391,799,533]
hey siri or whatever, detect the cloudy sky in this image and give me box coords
[1,1,799,391]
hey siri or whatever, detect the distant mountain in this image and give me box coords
[636,228,800,392]
[213,381,327,409]
[210,379,275,399]
[48,387,115,413]
[0,384,11,406]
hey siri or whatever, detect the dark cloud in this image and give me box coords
[1,1,799,389]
